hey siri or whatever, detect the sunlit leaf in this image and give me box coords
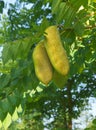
[12,108,18,122]
[2,113,12,130]
[0,120,2,129]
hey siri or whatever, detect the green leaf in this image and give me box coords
[0,120,2,129]
[7,93,20,108]
[92,119,96,124]
[2,113,12,130]
[73,20,84,36]
[84,128,90,130]
[2,43,12,64]
[0,1,4,13]
[10,42,21,60]
[0,110,6,121]
[39,17,50,32]
[2,37,33,64]
[56,2,68,24]
[18,37,32,58]
[1,98,13,114]
[56,2,76,26]
[52,0,61,14]
[17,104,22,113]
[70,0,88,11]
[0,74,10,89]
[11,68,21,80]
[93,0,96,3]
[54,0,88,25]
[62,29,76,44]
[12,108,19,122]
[10,78,19,87]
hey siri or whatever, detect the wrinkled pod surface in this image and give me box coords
[32,40,53,85]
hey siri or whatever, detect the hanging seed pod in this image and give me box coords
[32,40,53,85]
[44,25,69,76]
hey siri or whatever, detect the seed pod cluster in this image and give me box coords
[32,40,53,85]
[44,25,69,76]
[32,25,69,87]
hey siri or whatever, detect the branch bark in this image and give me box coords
[67,78,74,130]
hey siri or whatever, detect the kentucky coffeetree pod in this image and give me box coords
[44,25,69,76]
[32,40,53,85]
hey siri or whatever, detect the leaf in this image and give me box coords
[39,17,50,33]
[56,2,68,23]
[17,104,22,113]
[52,0,61,14]
[62,6,76,27]
[56,2,76,26]
[92,119,96,124]
[8,94,17,107]
[54,0,88,25]
[73,20,84,36]
[0,110,6,121]
[2,37,32,63]
[7,93,21,109]
[70,0,88,11]
[2,113,12,130]
[12,108,19,122]
[2,43,12,64]
[84,128,90,130]
[0,74,10,89]
[62,29,76,44]
[1,98,13,114]
[10,78,19,87]
[10,68,21,80]
[93,0,96,2]
[0,1,4,13]
[19,37,32,58]
[10,42,21,60]
[0,120,2,129]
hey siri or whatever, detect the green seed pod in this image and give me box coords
[44,25,69,76]
[32,40,53,85]
[53,70,68,89]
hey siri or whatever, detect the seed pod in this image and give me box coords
[32,40,53,85]
[53,70,68,89]
[44,25,69,76]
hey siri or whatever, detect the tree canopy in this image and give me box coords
[0,0,96,129]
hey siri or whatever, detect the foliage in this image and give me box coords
[0,0,96,129]
[0,0,4,14]
[85,119,96,130]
